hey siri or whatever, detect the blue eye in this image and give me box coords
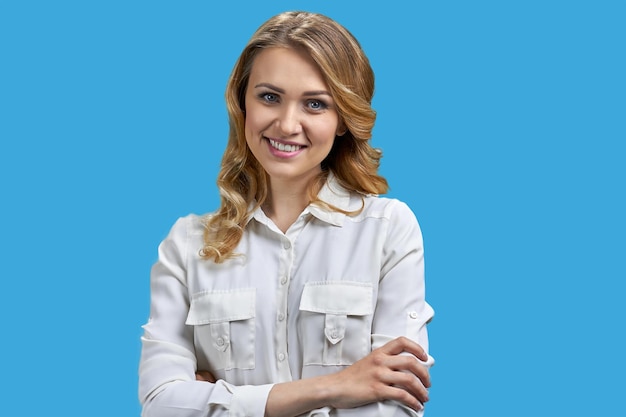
[307,100,327,111]
[259,92,279,103]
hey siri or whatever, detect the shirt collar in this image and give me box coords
[249,172,352,228]
[307,172,351,227]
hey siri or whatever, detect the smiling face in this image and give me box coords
[244,47,343,189]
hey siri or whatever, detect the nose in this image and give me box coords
[275,105,302,136]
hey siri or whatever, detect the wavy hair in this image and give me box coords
[201,11,388,262]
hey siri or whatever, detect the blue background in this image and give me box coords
[1,1,624,416]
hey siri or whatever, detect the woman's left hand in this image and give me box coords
[195,370,216,383]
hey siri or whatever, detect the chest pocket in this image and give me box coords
[299,281,373,366]
[186,288,255,371]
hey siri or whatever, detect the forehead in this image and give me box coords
[248,47,329,90]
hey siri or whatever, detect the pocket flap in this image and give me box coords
[186,288,255,325]
[299,281,373,316]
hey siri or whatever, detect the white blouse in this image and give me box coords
[139,175,435,417]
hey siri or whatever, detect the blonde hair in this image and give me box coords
[201,11,388,262]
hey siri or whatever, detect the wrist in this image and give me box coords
[266,374,339,417]
[314,372,343,408]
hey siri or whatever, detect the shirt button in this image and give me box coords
[331,331,338,339]
[278,313,285,321]
[409,311,419,319]
[283,240,291,249]
[280,276,288,285]
[278,353,286,361]
[216,337,225,346]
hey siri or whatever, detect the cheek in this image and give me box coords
[244,104,269,135]
[244,114,260,144]
[312,118,340,143]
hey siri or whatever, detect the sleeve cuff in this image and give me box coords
[229,383,275,417]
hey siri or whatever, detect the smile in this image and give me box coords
[268,138,304,152]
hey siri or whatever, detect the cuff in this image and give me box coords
[307,407,332,416]
[230,383,275,417]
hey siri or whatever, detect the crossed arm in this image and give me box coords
[196,336,431,417]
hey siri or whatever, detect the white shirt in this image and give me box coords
[139,174,435,417]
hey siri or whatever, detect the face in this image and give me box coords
[244,47,343,187]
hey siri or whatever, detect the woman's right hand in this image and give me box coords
[326,336,431,411]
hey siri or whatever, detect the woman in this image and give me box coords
[139,11,435,417]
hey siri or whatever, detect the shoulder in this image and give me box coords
[159,213,211,254]
[356,195,420,226]
[156,214,211,265]
[360,196,425,252]
[166,213,207,237]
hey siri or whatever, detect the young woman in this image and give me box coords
[139,11,435,417]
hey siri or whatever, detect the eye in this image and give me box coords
[259,92,279,103]
[307,99,327,111]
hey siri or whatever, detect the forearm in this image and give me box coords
[140,336,274,417]
[265,336,431,417]
[265,374,335,417]
[142,379,274,417]
[265,374,427,417]
[142,380,228,417]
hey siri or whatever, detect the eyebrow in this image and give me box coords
[254,83,331,97]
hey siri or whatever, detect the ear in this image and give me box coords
[336,122,347,137]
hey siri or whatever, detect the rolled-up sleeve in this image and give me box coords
[370,201,435,416]
[373,200,435,353]
[138,217,274,417]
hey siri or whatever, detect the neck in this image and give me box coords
[263,174,323,233]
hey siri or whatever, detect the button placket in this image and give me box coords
[275,233,295,380]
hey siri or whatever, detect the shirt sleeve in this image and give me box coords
[372,200,435,352]
[138,217,274,417]
[372,200,435,416]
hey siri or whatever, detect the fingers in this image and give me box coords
[373,337,432,406]
[378,385,426,411]
[195,370,217,383]
[388,356,431,387]
[380,336,428,362]
[374,358,430,405]
[329,338,432,411]
[376,337,431,387]
[388,369,430,404]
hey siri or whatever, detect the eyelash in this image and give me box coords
[257,92,328,111]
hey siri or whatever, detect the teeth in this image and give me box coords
[269,138,302,152]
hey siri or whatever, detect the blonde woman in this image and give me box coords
[139,11,435,417]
